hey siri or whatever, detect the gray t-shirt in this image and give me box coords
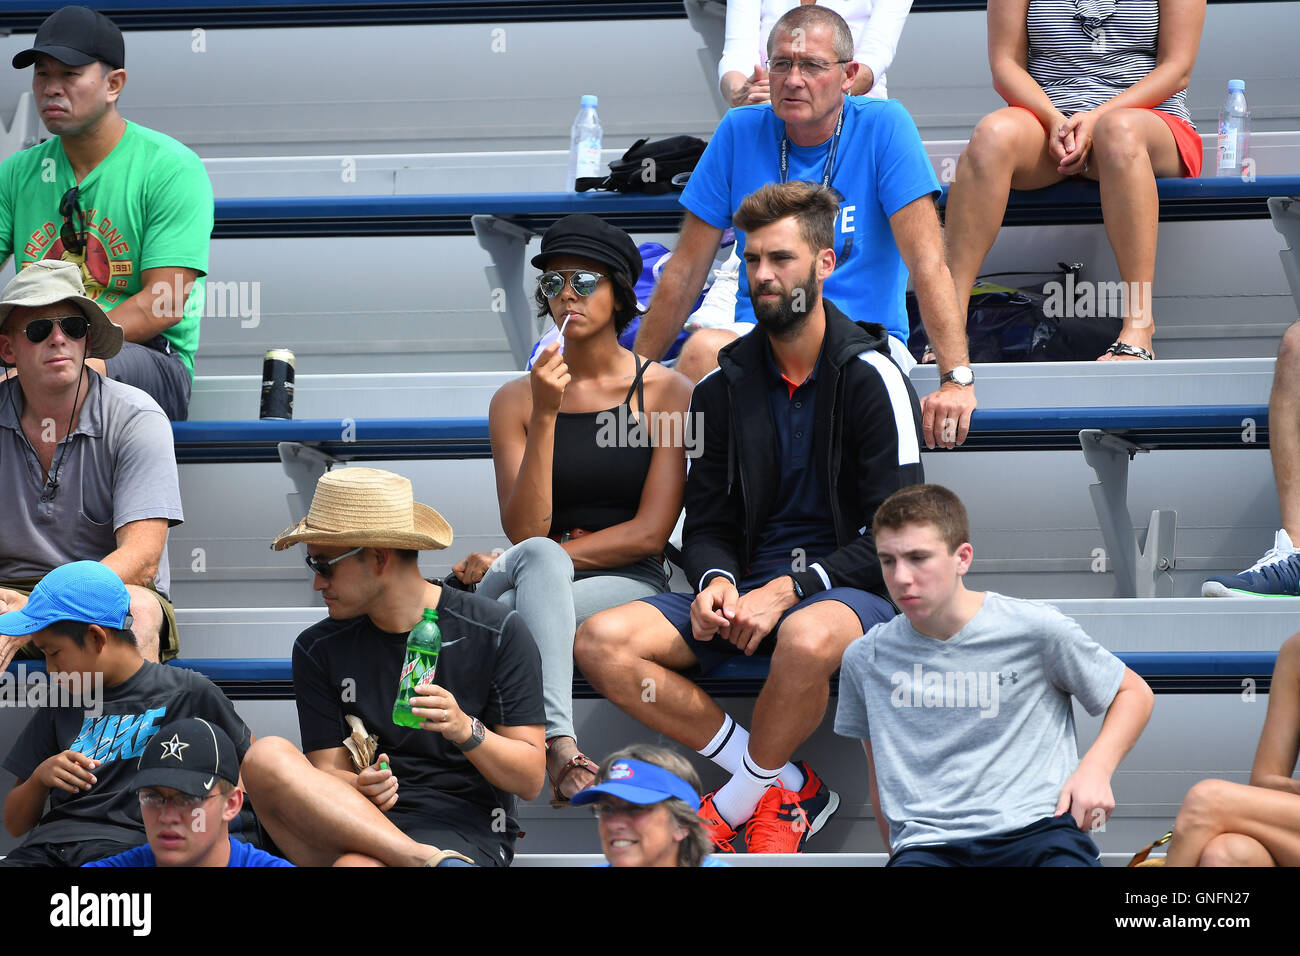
[834,591,1126,851]
[0,373,183,595]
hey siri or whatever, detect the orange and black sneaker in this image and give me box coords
[792,761,840,837]
[744,784,811,853]
[697,791,740,852]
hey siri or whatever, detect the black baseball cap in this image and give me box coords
[530,214,642,287]
[134,718,239,797]
[12,6,125,71]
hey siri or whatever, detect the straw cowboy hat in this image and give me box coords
[0,259,123,360]
[271,467,452,551]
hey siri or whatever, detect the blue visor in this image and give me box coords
[570,759,701,811]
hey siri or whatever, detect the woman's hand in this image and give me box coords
[452,551,499,586]
[1056,110,1098,176]
[529,342,570,418]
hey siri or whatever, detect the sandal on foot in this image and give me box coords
[1104,341,1154,361]
[548,752,600,808]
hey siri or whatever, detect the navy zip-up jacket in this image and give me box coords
[683,301,925,603]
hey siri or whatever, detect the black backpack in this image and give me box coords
[575,135,707,195]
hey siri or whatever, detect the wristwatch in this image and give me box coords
[939,366,975,387]
[788,575,806,601]
[456,717,486,752]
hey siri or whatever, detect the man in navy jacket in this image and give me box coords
[576,181,926,853]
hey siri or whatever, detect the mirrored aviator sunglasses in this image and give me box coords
[538,270,605,298]
[24,315,90,344]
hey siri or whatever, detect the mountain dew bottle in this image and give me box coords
[393,609,441,729]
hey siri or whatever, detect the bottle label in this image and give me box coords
[1217,122,1238,169]
[576,138,603,179]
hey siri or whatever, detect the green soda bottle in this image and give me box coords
[392,608,441,729]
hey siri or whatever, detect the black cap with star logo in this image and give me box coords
[134,717,239,796]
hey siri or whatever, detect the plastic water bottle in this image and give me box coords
[1216,80,1251,177]
[392,608,441,729]
[567,94,603,191]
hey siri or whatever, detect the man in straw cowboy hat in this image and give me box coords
[239,467,546,866]
[0,259,182,671]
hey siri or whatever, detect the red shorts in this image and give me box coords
[1010,105,1202,178]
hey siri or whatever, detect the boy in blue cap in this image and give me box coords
[1,561,250,867]
[84,717,290,867]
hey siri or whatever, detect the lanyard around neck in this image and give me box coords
[778,97,845,188]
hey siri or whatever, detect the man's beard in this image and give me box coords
[750,263,820,339]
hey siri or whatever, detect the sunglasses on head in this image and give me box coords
[538,270,606,298]
[59,186,86,256]
[21,315,89,343]
[305,546,364,578]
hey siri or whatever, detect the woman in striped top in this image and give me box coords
[945,0,1206,361]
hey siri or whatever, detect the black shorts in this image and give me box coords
[396,821,513,868]
[0,838,139,867]
[887,815,1103,867]
[638,584,894,676]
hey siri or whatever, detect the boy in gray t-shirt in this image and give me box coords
[834,484,1154,866]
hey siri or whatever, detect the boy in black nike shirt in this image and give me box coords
[1,561,250,867]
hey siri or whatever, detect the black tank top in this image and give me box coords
[550,355,667,591]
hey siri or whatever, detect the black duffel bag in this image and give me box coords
[575,135,707,195]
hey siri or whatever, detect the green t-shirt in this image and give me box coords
[0,121,214,377]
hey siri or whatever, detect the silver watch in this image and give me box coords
[456,717,486,752]
[939,366,975,387]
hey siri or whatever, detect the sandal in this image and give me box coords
[548,751,600,808]
[1104,341,1155,361]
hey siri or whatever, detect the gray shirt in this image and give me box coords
[835,591,1126,851]
[0,373,183,596]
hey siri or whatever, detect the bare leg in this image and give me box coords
[575,602,724,748]
[1086,109,1185,361]
[675,329,739,384]
[1199,833,1276,866]
[1165,778,1300,866]
[747,602,864,770]
[945,108,1065,319]
[241,737,443,867]
[1272,323,1300,538]
[124,585,163,663]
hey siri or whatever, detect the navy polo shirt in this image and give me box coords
[746,340,839,583]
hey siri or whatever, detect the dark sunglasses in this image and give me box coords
[22,314,89,343]
[59,186,86,256]
[538,270,606,298]
[305,546,363,578]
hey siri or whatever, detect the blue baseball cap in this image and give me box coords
[0,561,132,637]
[570,758,701,811]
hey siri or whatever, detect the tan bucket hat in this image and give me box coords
[271,467,452,551]
[0,259,124,360]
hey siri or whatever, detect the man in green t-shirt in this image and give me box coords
[1,6,214,421]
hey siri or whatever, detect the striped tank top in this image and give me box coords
[1026,0,1192,124]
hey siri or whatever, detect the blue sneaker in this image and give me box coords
[1202,530,1300,597]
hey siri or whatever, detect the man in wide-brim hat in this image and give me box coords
[240,467,546,867]
[0,258,183,670]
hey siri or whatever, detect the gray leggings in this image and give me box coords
[476,537,663,741]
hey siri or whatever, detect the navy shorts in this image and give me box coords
[639,582,894,677]
[887,815,1102,867]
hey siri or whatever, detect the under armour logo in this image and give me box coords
[997,671,1019,686]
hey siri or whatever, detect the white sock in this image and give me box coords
[697,714,749,774]
[778,762,806,793]
[712,748,781,827]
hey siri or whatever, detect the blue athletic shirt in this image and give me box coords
[681,97,940,342]
[83,835,294,867]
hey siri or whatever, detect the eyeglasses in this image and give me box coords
[138,789,216,811]
[59,186,86,255]
[538,270,606,298]
[590,800,661,820]
[305,546,364,578]
[768,58,852,78]
[21,315,89,344]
